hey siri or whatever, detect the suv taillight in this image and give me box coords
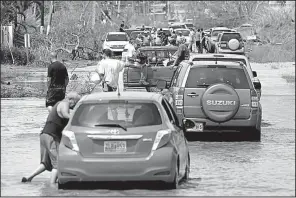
[251,89,259,108]
[123,70,128,83]
[62,130,79,152]
[174,88,184,114]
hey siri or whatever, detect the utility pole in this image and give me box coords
[92,1,96,29]
[166,1,170,19]
[40,0,44,34]
[143,1,146,17]
[46,1,54,36]
[117,1,121,18]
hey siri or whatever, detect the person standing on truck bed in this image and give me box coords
[134,50,149,85]
[173,38,190,67]
[45,52,69,113]
[95,49,126,92]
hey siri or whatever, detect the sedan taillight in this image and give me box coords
[152,129,171,151]
[62,130,79,152]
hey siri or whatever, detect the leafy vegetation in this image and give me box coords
[0,1,295,65]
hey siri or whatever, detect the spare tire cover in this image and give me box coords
[201,83,240,123]
[228,39,240,51]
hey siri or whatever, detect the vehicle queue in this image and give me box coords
[56,21,263,189]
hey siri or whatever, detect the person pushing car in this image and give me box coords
[22,92,81,185]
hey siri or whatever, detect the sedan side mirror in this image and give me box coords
[252,71,258,77]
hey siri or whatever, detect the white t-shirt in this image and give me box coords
[124,43,136,57]
[96,58,125,88]
[122,43,136,61]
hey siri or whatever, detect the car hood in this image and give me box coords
[104,41,129,46]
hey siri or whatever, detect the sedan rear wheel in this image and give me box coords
[183,154,190,181]
[166,163,179,189]
[58,182,68,190]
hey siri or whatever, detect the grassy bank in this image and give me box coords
[1,61,100,98]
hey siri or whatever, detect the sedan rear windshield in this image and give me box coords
[185,67,250,89]
[221,33,242,42]
[106,34,128,41]
[192,58,247,65]
[71,102,162,128]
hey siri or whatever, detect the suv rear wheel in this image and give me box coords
[246,127,261,142]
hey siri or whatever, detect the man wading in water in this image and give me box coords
[22,92,81,184]
[46,52,69,113]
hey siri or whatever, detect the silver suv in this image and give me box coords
[214,32,246,55]
[158,61,262,141]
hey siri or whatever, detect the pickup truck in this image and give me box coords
[205,27,233,53]
[123,46,179,91]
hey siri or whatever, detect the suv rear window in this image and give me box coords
[212,30,231,36]
[71,101,162,128]
[192,58,247,65]
[106,34,128,41]
[221,33,242,42]
[185,67,250,89]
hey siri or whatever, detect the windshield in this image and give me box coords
[71,101,162,128]
[175,30,190,36]
[106,34,128,41]
[125,30,136,37]
[172,25,186,29]
[192,58,247,65]
[186,67,250,89]
[212,30,231,36]
[130,31,144,40]
[186,24,194,28]
[141,50,177,59]
[221,33,242,42]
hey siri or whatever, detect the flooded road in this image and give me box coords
[1,63,295,196]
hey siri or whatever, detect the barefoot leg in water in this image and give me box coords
[22,164,46,182]
[50,169,58,184]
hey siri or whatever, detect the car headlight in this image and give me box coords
[104,43,111,47]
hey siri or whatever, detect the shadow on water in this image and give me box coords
[186,132,260,142]
[56,179,200,191]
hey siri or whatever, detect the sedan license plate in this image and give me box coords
[104,141,127,153]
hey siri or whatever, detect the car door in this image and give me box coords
[161,99,187,176]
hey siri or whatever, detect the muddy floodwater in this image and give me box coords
[1,63,295,196]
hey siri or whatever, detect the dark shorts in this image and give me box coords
[40,133,59,171]
[46,87,66,107]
